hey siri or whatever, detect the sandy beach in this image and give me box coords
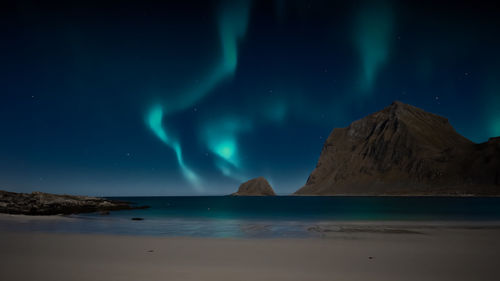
[1,219,500,281]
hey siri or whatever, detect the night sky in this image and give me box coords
[1,0,499,196]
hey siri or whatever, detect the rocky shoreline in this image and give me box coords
[0,190,147,215]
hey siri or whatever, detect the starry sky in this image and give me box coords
[1,0,499,196]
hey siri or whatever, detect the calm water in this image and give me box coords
[2,196,500,238]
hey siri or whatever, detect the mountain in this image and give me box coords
[0,190,147,215]
[295,101,500,196]
[232,177,276,196]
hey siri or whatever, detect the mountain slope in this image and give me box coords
[295,101,500,195]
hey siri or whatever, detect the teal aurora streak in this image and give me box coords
[145,0,251,188]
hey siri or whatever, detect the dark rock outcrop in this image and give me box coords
[0,190,146,215]
[295,101,500,196]
[232,177,276,196]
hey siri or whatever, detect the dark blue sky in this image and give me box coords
[1,0,499,196]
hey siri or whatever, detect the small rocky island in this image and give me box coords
[0,190,145,215]
[231,177,276,196]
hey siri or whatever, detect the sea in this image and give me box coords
[2,196,500,238]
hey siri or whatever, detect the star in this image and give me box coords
[435,96,441,105]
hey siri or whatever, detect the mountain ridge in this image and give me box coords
[295,101,500,196]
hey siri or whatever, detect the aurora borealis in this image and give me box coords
[145,0,252,188]
[1,0,499,195]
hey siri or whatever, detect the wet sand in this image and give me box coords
[1,222,500,281]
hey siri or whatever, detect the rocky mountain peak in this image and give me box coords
[295,102,499,196]
[232,177,276,196]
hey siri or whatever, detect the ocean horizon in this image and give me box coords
[3,196,500,238]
